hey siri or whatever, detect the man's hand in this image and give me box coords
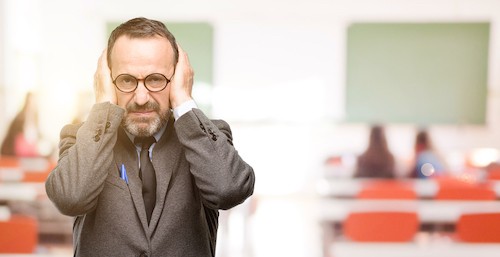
[169,44,194,109]
[94,49,117,104]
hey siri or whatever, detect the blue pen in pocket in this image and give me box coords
[120,164,129,184]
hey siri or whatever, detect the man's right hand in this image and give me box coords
[94,49,117,104]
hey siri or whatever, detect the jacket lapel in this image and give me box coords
[148,116,181,231]
[114,128,150,235]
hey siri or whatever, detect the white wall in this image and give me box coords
[0,0,5,141]
[2,0,500,194]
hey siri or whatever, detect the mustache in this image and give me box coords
[126,101,160,113]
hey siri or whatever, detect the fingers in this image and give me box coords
[174,44,194,81]
[176,44,194,79]
[169,44,194,109]
[176,43,192,69]
[94,49,117,104]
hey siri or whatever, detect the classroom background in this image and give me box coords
[1,0,500,256]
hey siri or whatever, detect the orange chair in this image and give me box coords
[23,161,56,183]
[344,211,418,242]
[0,215,38,253]
[486,163,500,180]
[456,213,500,243]
[487,169,500,180]
[435,178,496,200]
[0,156,20,168]
[357,180,417,200]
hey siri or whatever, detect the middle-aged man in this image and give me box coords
[45,17,255,257]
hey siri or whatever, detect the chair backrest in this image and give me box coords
[344,211,418,242]
[487,169,500,180]
[486,164,500,180]
[0,215,38,253]
[0,156,20,168]
[435,178,496,200]
[357,180,417,200]
[457,213,500,243]
[22,160,56,183]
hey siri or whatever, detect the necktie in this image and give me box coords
[134,136,157,223]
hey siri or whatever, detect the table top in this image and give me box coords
[0,157,53,182]
[330,241,500,257]
[0,182,45,201]
[318,198,500,223]
[316,178,500,198]
[0,206,10,221]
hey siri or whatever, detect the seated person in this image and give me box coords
[1,92,41,157]
[354,125,396,178]
[409,129,446,178]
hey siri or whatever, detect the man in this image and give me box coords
[45,17,255,257]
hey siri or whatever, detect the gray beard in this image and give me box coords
[122,102,170,137]
[123,114,166,137]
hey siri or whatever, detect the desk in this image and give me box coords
[316,178,500,199]
[320,198,500,257]
[0,182,73,247]
[330,242,500,257]
[0,183,44,202]
[0,206,10,221]
[0,157,53,183]
[319,198,500,223]
[0,158,72,250]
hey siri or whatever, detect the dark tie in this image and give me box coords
[134,136,157,223]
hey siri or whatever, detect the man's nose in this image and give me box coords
[134,81,150,106]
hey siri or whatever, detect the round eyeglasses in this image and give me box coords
[113,73,172,93]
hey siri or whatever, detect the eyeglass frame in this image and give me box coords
[112,73,174,93]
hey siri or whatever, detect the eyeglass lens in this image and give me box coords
[115,73,168,92]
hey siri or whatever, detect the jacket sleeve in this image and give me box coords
[45,102,124,216]
[174,108,255,210]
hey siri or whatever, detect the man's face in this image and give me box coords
[110,35,176,137]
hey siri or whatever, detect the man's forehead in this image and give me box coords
[111,36,175,63]
[113,35,172,50]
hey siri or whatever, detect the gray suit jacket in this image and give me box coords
[45,102,255,257]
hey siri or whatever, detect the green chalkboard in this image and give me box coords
[346,23,489,125]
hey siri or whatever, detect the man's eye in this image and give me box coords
[120,77,135,84]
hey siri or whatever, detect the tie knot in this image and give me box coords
[134,136,156,150]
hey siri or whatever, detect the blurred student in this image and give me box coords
[354,125,396,178]
[409,129,446,178]
[1,92,44,157]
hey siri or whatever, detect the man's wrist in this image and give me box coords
[173,99,197,120]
